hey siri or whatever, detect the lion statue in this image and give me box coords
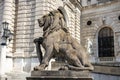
[34,9,94,71]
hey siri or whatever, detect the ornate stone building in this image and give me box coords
[81,0,120,63]
[81,0,120,80]
[0,0,120,80]
[0,0,81,79]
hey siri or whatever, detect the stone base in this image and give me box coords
[26,70,93,80]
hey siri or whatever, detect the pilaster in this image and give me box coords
[0,0,14,76]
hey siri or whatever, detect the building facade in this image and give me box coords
[81,0,120,63]
[0,0,81,78]
[0,0,120,80]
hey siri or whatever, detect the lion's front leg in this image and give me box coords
[34,45,54,70]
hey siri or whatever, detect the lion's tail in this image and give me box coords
[66,65,94,71]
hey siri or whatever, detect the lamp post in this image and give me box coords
[1,21,13,45]
[0,21,13,76]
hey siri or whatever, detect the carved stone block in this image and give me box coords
[26,71,93,80]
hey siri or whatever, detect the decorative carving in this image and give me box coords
[118,15,120,20]
[86,38,93,54]
[87,20,92,25]
[34,9,94,71]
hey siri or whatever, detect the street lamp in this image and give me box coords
[0,21,14,76]
[1,21,14,45]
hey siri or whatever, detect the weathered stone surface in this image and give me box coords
[93,65,120,75]
[27,77,92,80]
[27,71,93,80]
[34,10,93,71]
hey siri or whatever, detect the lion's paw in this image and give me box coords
[34,64,46,71]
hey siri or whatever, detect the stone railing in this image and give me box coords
[94,62,120,67]
[99,57,115,62]
[92,65,120,76]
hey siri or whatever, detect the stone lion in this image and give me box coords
[34,9,94,71]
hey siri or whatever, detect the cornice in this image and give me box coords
[82,0,120,10]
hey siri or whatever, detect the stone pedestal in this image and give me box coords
[26,71,93,80]
[0,46,7,75]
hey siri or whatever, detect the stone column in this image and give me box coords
[0,45,7,75]
[74,8,81,43]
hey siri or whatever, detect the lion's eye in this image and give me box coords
[43,16,46,18]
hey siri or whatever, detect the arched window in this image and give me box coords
[98,27,114,57]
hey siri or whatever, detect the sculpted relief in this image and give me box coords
[34,8,94,71]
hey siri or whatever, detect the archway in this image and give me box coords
[98,27,114,57]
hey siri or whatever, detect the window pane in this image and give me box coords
[98,27,114,57]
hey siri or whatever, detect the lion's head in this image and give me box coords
[38,13,54,31]
[38,10,68,36]
[38,10,65,30]
[38,14,49,27]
